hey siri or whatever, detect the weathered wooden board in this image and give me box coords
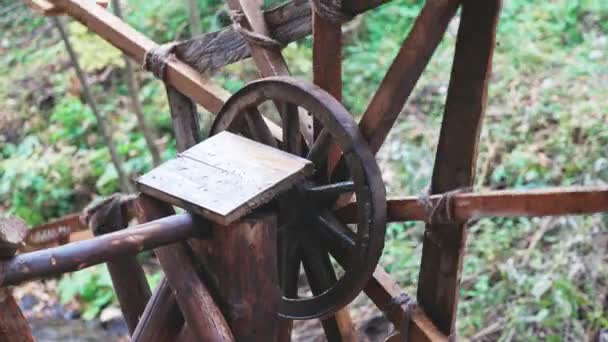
[137,131,313,225]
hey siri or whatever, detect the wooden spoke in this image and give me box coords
[416,0,502,335]
[336,186,608,224]
[329,0,460,178]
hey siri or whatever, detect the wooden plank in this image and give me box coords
[23,213,83,251]
[168,0,391,74]
[0,214,198,286]
[135,195,234,341]
[416,0,502,335]
[192,213,281,341]
[137,132,313,225]
[336,186,608,223]
[82,194,151,335]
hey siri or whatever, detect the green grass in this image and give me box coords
[1,0,607,339]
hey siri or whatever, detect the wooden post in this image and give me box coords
[82,194,151,335]
[189,212,281,341]
[0,217,35,342]
[135,195,235,341]
[416,0,502,336]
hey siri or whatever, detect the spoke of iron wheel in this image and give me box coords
[301,238,345,341]
[244,106,278,148]
[314,211,355,266]
[280,102,302,155]
[279,231,300,298]
[303,181,354,200]
[306,129,332,182]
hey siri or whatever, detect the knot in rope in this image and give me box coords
[417,186,472,224]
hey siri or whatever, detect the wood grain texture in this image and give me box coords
[336,186,608,223]
[416,0,502,335]
[83,194,151,335]
[137,132,313,225]
[329,0,459,178]
[0,213,198,286]
[135,195,234,342]
[131,277,190,342]
[0,289,35,342]
[190,213,281,341]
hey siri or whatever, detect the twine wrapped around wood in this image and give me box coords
[230,10,285,49]
[143,42,179,81]
[417,187,472,224]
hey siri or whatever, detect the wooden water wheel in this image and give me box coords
[7,0,608,341]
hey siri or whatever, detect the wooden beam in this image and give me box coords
[0,213,199,286]
[416,0,502,335]
[337,186,608,223]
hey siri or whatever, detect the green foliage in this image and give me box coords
[49,97,96,146]
[57,266,116,320]
[0,137,76,225]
